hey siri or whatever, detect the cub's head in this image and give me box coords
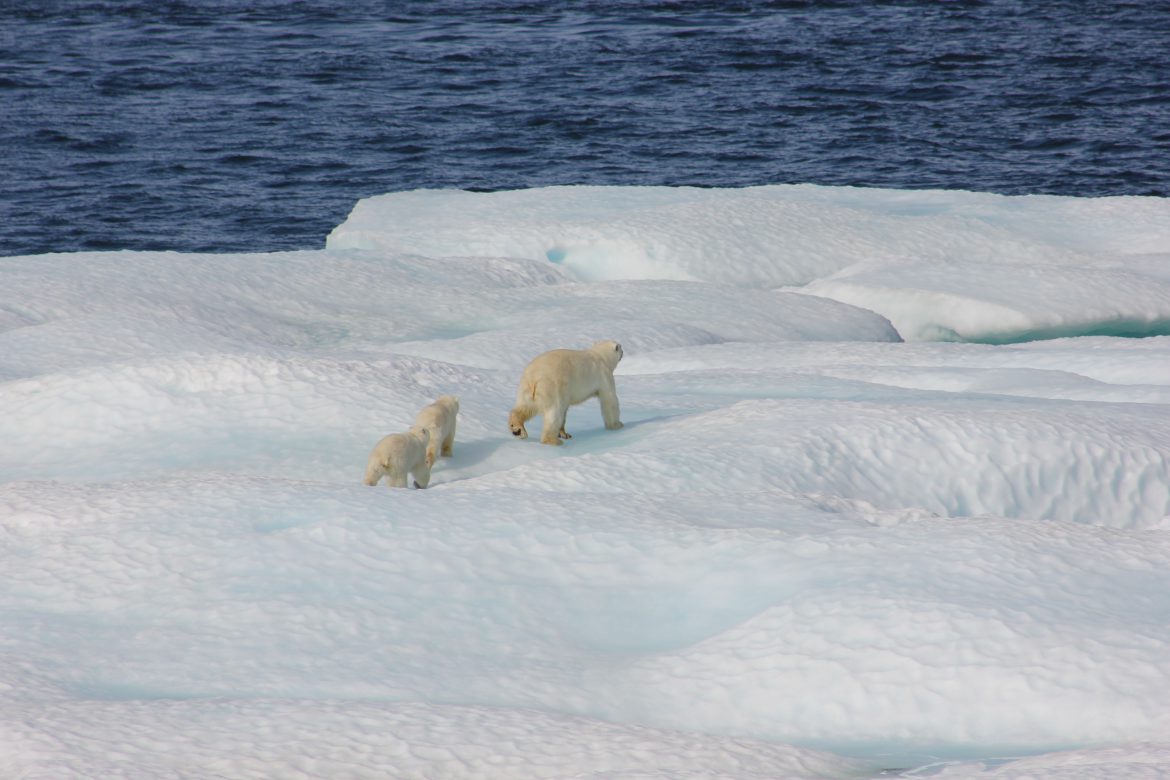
[437,394,460,413]
[590,339,624,369]
[508,409,528,439]
[409,425,431,445]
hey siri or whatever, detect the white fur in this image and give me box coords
[508,340,624,446]
[363,425,432,488]
[414,394,459,467]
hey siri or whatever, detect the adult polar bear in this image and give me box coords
[508,340,624,445]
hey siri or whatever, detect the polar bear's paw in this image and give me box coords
[508,409,528,439]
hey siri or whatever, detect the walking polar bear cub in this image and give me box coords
[363,426,431,489]
[415,394,459,467]
[508,340,624,445]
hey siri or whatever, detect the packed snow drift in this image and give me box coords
[3,184,1170,778]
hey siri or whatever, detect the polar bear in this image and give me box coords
[363,425,432,488]
[508,340,624,445]
[414,394,459,467]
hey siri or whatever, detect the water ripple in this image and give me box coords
[1,0,1169,255]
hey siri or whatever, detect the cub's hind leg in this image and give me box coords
[441,422,456,457]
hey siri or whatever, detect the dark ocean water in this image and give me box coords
[2,0,1169,257]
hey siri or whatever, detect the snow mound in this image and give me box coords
[797,259,1170,343]
[327,185,1170,343]
[0,699,866,780]
[472,395,1170,529]
[925,743,1170,779]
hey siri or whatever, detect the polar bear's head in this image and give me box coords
[436,394,460,413]
[590,340,624,370]
[409,425,431,445]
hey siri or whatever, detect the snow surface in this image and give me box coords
[328,184,1170,343]
[3,184,1170,778]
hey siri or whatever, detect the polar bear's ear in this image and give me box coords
[614,342,623,358]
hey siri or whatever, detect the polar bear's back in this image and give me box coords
[371,430,422,456]
[519,348,610,406]
[415,395,459,433]
[367,429,428,468]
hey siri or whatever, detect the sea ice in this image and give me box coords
[2,184,1169,778]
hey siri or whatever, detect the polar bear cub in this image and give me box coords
[415,394,459,467]
[363,425,432,488]
[508,340,624,446]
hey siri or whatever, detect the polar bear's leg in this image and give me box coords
[509,406,532,439]
[540,404,567,445]
[385,467,408,489]
[441,420,455,457]
[558,425,572,440]
[362,461,385,487]
[424,431,439,468]
[598,379,623,430]
[412,459,432,489]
